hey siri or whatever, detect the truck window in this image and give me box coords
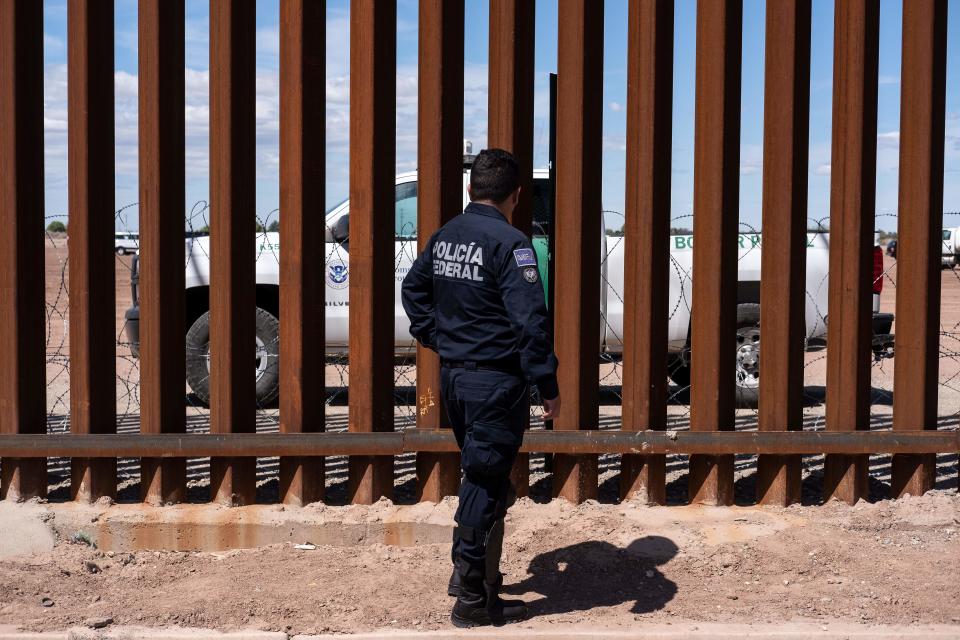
[395,181,418,240]
[944,229,952,241]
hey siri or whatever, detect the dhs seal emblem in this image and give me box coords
[523,266,539,283]
[327,261,349,289]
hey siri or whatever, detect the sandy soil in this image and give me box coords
[0,492,958,634]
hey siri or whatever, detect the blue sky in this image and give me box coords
[39,0,960,232]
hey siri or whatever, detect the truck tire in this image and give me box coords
[185,307,281,407]
[667,303,761,408]
[733,303,761,407]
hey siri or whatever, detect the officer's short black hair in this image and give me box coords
[469,148,520,204]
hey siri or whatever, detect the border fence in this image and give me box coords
[1,0,958,509]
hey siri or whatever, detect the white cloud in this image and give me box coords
[608,101,622,112]
[739,144,762,176]
[814,163,831,175]
[877,130,900,147]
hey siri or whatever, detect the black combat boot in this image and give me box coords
[448,518,504,597]
[448,526,463,597]
[450,559,528,628]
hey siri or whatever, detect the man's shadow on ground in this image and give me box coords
[502,536,678,616]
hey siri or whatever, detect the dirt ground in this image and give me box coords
[0,492,958,634]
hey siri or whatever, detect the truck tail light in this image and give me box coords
[873,245,883,294]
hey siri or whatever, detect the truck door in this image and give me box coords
[394,181,419,351]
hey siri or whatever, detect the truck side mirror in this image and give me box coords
[331,214,349,244]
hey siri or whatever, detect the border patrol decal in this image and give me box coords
[327,261,349,289]
[523,266,539,283]
[513,248,537,267]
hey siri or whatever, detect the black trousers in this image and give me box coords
[441,365,527,576]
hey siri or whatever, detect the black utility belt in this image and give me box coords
[442,359,522,375]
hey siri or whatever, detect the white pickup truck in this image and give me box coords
[124,167,894,407]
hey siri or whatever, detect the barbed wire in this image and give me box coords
[38,203,958,501]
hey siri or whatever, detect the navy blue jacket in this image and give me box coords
[401,202,559,400]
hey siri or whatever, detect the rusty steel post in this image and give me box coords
[488,0,535,496]
[488,0,535,235]
[415,0,464,502]
[279,0,326,507]
[620,0,673,505]
[3,430,959,459]
[68,0,117,503]
[891,0,947,499]
[689,0,742,506]
[209,0,257,506]
[138,0,186,506]
[824,0,879,505]
[757,0,811,507]
[0,0,47,501]
[348,0,397,505]
[553,0,603,503]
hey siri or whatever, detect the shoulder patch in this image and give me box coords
[523,266,539,283]
[513,248,537,267]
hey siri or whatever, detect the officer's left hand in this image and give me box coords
[542,395,561,421]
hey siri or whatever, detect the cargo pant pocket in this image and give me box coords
[461,421,522,478]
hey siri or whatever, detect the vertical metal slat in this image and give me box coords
[891,0,947,499]
[0,0,47,501]
[415,0,464,502]
[824,0,879,505]
[488,0,535,497]
[689,0,742,506]
[757,0,811,507]
[553,0,604,503]
[138,0,187,505]
[68,0,117,503]
[209,0,257,506]
[620,0,673,505]
[348,0,397,504]
[279,0,326,507]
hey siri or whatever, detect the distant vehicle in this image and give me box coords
[942,227,958,267]
[114,231,139,256]
[886,240,897,258]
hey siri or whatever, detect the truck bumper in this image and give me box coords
[124,305,140,358]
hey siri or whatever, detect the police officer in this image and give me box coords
[401,148,560,627]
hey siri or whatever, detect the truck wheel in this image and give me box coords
[115,247,126,256]
[667,303,761,408]
[185,307,281,407]
[734,303,761,408]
